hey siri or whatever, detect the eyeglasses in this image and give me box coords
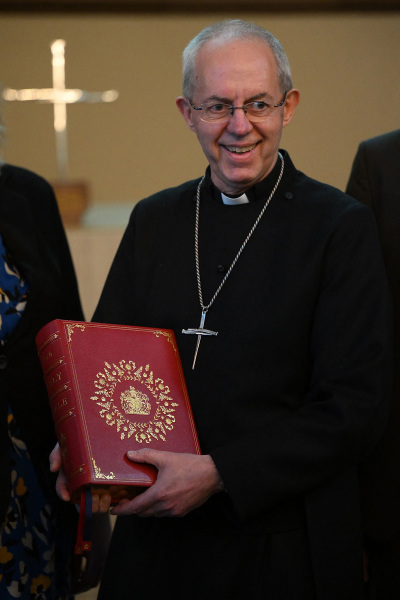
[190,91,287,124]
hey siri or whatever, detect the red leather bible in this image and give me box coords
[36,319,201,504]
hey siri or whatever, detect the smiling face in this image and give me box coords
[176,38,299,195]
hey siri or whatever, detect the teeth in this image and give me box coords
[226,144,256,153]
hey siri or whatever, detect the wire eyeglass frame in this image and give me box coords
[190,91,287,123]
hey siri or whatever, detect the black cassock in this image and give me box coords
[94,151,392,600]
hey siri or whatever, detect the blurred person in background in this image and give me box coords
[347,129,400,600]
[0,108,109,599]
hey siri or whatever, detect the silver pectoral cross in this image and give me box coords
[182,310,218,369]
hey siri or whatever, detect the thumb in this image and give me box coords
[126,448,160,467]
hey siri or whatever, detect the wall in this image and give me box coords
[1,11,399,207]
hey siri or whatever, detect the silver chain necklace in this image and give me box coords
[182,152,284,369]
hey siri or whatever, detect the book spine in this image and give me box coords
[36,319,91,500]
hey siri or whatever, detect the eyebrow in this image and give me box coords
[203,92,273,105]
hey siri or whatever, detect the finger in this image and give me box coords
[110,499,161,518]
[110,498,136,516]
[49,442,62,472]
[55,471,71,502]
[110,486,158,516]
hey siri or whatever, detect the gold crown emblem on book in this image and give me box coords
[120,386,151,415]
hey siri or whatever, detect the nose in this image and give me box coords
[226,106,253,134]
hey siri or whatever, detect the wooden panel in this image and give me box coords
[1,0,400,12]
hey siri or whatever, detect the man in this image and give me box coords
[347,129,400,600]
[52,20,392,600]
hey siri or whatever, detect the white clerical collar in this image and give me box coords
[221,192,249,205]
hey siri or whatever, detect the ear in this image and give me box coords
[176,96,197,132]
[282,89,300,128]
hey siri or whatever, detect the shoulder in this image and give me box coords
[283,150,368,219]
[0,163,56,204]
[359,129,400,154]
[137,178,200,209]
[129,177,201,224]
[285,169,379,248]
[292,168,369,219]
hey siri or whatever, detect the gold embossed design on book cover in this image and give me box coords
[90,360,179,451]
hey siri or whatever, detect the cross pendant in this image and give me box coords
[182,310,218,369]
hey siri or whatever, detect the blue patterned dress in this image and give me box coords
[0,232,66,599]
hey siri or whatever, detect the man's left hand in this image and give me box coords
[110,450,224,518]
